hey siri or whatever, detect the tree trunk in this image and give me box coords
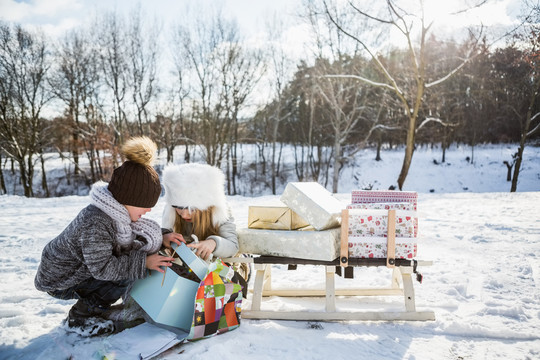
[511,77,540,192]
[397,115,417,190]
[40,152,50,197]
[72,129,80,175]
[503,161,513,181]
[375,134,382,161]
[0,152,6,195]
[18,160,31,197]
[332,132,341,193]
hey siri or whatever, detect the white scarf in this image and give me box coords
[90,181,162,254]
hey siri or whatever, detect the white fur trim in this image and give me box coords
[162,163,229,227]
[162,206,177,230]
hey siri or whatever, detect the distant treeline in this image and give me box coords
[1,1,539,197]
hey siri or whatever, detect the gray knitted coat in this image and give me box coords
[35,205,148,292]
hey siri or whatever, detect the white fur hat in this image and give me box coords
[162,163,229,229]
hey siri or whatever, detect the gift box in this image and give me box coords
[348,236,417,259]
[280,182,343,230]
[346,191,419,259]
[347,202,413,211]
[346,207,418,237]
[351,190,418,211]
[130,243,208,334]
[248,205,310,230]
[237,227,342,261]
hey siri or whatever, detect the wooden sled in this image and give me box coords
[225,208,435,322]
[224,255,434,321]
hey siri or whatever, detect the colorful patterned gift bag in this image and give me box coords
[187,259,243,341]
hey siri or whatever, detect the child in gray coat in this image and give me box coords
[35,137,181,334]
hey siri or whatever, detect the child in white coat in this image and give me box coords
[161,163,239,260]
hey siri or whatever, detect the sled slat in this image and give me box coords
[242,310,435,322]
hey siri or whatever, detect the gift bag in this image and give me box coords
[187,260,243,341]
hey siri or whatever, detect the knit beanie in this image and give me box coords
[108,137,161,208]
[161,163,229,229]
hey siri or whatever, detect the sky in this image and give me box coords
[0,0,526,44]
[0,0,303,39]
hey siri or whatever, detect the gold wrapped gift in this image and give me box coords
[248,206,311,230]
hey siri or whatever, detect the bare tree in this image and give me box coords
[126,5,160,136]
[96,11,129,147]
[284,64,333,185]
[262,14,294,194]
[0,149,6,194]
[0,23,50,196]
[172,10,226,166]
[217,36,264,195]
[510,1,540,191]
[304,4,386,192]
[153,81,192,163]
[173,7,260,177]
[314,0,483,189]
[49,28,100,181]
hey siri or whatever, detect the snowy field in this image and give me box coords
[0,144,539,359]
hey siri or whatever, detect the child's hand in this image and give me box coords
[162,232,185,249]
[146,254,175,273]
[187,239,216,260]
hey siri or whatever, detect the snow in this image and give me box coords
[0,144,539,360]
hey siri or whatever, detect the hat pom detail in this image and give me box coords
[122,136,157,166]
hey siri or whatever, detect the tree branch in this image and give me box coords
[416,117,459,133]
[322,74,395,91]
[526,111,540,137]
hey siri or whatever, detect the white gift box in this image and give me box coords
[237,227,342,261]
[280,182,343,230]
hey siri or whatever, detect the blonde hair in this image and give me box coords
[173,206,220,240]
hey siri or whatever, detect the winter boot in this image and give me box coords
[101,297,147,332]
[67,299,96,328]
[66,299,124,336]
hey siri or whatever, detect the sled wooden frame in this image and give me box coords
[224,208,434,322]
[223,256,434,322]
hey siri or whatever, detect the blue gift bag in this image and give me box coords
[130,243,208,334]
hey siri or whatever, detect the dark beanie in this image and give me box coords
[108,137,162,208]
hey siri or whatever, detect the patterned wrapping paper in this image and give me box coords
[237,227,342,261]
[346,206,418,237]
[351,190,418,211]
[280,182,344,230]
[348,237,417,259]
[188,260,242,341]
[346,190,419,259]
[347,202,413,211]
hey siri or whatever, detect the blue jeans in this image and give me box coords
[48,278,133,308]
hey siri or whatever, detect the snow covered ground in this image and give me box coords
[0,144,539,360]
